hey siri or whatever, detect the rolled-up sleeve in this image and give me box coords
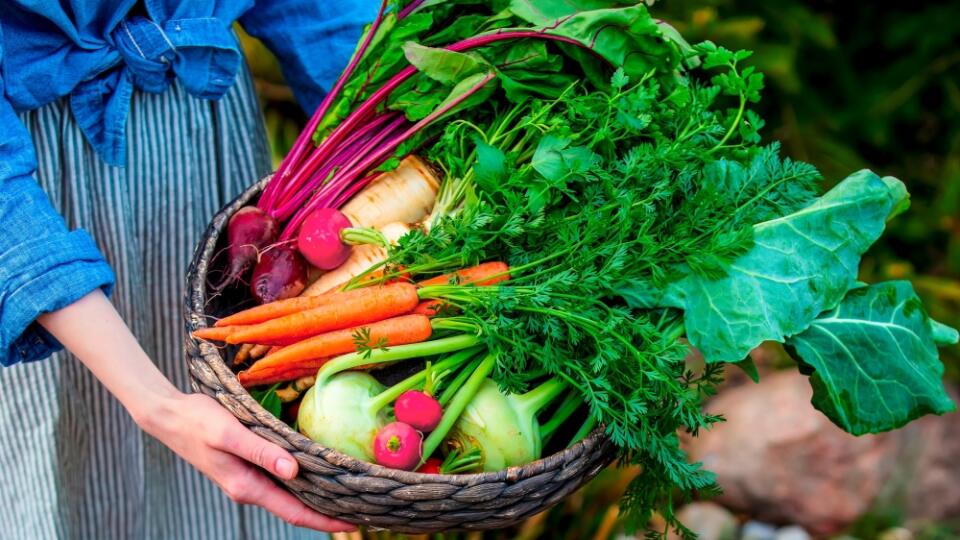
[0,34,115,367]
[239,0,380,112]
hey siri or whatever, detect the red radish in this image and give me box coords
[298,208,354,270]
[373,422,422,470]
[214,206,278,290]
[250,246,307,304]
[417,457,442,474]
[394,390,443,432]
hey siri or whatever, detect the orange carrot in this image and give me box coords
[233,343,254,366]
[266,345,284,356]
[418,261,510,288]
[238,362,328,388]
[250,344,271,359]
[226,282,419,345]
[247,314,432,374]
[192,325,247,342]
[217,287,354,327]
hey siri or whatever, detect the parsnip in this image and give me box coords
[341,155,441,229]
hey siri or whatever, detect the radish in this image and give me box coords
[373,422,423,470]
[250,246,307,304]
[214,207,278,290]
[394,390,442,432]
[416,457,443,474]
[303,221,416,296]
[297,208,353,270]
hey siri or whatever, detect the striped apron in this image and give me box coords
[0,65,327,540]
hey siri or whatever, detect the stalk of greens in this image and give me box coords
[270,1,957,536]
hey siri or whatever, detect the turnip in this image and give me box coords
[249,246,307,304]
[214,206,278,290]
[394,390,443,432]
[373,422,423,470]
[297,338,481,461]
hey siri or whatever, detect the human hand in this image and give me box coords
[138,391,356,532]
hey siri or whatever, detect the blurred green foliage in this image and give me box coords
[237,1,960,537]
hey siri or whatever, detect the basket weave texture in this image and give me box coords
[183,177,617,533]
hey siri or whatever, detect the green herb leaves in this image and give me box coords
[667,170,908,362]
[787,281,957,434]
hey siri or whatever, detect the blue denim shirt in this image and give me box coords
[0,0,378,366]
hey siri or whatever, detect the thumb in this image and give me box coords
[216,423,299,480]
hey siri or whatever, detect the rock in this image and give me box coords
[684,371,960,535]
[669,502,737,540]
[773,526,810,540]
[740,521,776,540]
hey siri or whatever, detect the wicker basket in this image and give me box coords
[183,177,617,533]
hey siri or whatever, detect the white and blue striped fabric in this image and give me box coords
[0,65,328,540]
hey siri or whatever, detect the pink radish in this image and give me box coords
[297,208,353,270]
[373,422,422,470]
[214,206,278,290]
[250,246,307,304]
[394,390,443,432]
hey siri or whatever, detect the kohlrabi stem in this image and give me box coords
[316,334,480,386]
[367,347,480,414]
[420,354,496,463]
[568,414,598,448]
[341,227,387,247]
[515,378,567,419]
[438,357,482,407]
[539,391,582,442]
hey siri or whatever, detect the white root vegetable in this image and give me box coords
[302,221,416,296]
[341,155,441,229]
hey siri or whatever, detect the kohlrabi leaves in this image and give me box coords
[786,281,957,435]
[665,170,909,362]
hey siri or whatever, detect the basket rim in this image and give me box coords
[186,174,612,485]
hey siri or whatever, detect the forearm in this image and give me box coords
[36,289,179,427]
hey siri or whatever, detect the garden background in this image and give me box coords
[237,1,960,538]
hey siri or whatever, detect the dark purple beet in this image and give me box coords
[213,206,278,290]
[250,245,307,304]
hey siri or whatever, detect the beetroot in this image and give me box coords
[250,245,307,304]
[373,422,422,470]
[214,206,278,290]
[394,390,443,432]
[297,208,353,270]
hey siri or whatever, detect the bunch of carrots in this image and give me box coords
[193,262,509,389]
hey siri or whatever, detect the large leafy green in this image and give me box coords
[786,281,957,435]
[665,169,909,362]
[507,1,683,81]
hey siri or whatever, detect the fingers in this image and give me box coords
[217,457,356,532]
[213,420,298,480]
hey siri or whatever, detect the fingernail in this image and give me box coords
[275,457,296,478]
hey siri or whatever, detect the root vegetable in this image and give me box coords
[227,282,420,345]
[250,246,307,304]
[373,422,423,470]
[394,390,443,432]
[213,207,278,290]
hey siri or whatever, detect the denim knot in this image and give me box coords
[112,16,178,94]
[70,15,242,165]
